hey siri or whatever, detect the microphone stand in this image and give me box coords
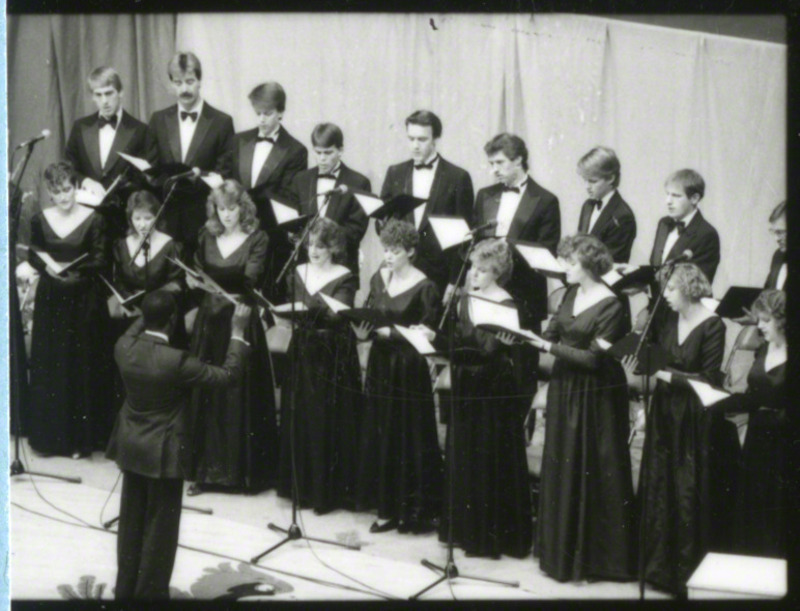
[251,191,360,564]
[410,234,519,600]
[634,258,680,600]
[8,140,81,483]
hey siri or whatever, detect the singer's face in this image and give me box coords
[216,202,241,231]
[561,256,588,285]
[383,245,413,271]
[48,180,76,211]
[170,71,201,108]
[91,85,122,118]
[131,209,156,238]
[313,146,343,174]
[406,124,436,164]
[253,105,282,136]
[664,182,698,220]
[488,152,524,186]
[664,279,688,312]
[581,172,615,201]
[756,313,782,344]
[769,216,787,251]
[469,262,498,292]
[307,238,332,266]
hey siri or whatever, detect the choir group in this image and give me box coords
[14,51,787,599]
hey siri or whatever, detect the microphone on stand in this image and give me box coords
[165,167,202,184]
[664,249,693,265]
[316,184,349,197]
[16,129,51,149]
[466,219,498,236]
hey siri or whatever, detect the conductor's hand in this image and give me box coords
[496,331,518,346]
[351,321,373,341]
[621,354,639,375]
[231,303,252,339]
[185,273,202,290]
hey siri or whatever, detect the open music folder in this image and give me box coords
[30,250,89,276]
[510,241,567,281]
[687,379,732,407]
[427,216,472,251]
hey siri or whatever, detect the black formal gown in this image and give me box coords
[355,270,444,525]
[110,236,186,408]
[437,293,532,558]
[639,311,739,595]
[277,265,364,512]
[186,229,278,491]
[536,286,636,582]
[719,344,786,557]
[27,210,113,455]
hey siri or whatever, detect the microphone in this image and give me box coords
[318,184,349,196]
[165,167,202,183]
[467,219,499,235]
[16,129,51,149]
[665,249,693,265]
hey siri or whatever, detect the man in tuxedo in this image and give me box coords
[290,123,370,284]
[576,146,636,263]
[145,52,234,258]
[106,291,251,599]
[765,200,786,290]
[228,82,307,299]
[65,66,148,239]
[474,133,561,414]
[380,110,474,298]
[649,169,720,283]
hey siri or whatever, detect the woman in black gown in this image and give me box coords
[354,219,443,534]
[27,161,113,458]
[525,234,635,582]
[629,262,739,595]
[433,238,532,558]
[185,179,277,494]
[713,289,786,557]
[277,218,363,513]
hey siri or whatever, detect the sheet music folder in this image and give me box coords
[713,286,763,319]
[370,194,426,220]
[604,331,669,375]
[509,240,566,281]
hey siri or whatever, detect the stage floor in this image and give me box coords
[9,422,663,602]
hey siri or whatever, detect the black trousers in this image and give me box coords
[116,470,183,599]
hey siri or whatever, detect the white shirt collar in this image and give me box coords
[178,98,204,118]
[144,330,170,343]
[600,189,615,208]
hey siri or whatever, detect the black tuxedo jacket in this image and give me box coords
[65,110,148,189]
[106,318,249,479]
[765,249,786,290]
[577,191,637,263]
[474,177,561,327]
[380,157,474,291]
[649,209,720,283]
[291,163,370,277]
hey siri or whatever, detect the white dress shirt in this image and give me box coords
[588,189,615,232]
[178,99,204,163]
[315,163,341,215]
[98,109,123,169]
[777,262,787,290]
[495,175,529,237]
[412,154,439,229]
[662,207,698,263]
[251,125,280,188]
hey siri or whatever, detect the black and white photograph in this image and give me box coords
[4,2,792,604]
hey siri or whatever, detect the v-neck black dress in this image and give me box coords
[185,229,277,491]
[355,270,444,525]
[639,311,739,595]
[27,210,113,455]
[277,266,364,512]
[718,344,786,557]
[536,286,636,582]
[437,293,533,558]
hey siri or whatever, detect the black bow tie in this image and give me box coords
[180,111,198,122]
[502,185,520,194]
[668,218,687,234]
[414,157,438,170]
[588,198,602,210]
[256,135,276,144]
[317,173,337,180]
[98,115,117,129]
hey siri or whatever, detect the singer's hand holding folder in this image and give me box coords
[99,274,146,309]
[393,324,440,356]
[168,257,238,304]
[603,331,669,375]
[31,250,88,276]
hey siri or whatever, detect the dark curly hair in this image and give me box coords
[306,217,346,262]
[752,289,786,336]
[470,238,513,286]
[43,161,79,190]
[205,179,260,236]
[556,233,613,280]
[379,218,419,253]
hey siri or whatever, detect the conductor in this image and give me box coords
[105,290,252,599]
